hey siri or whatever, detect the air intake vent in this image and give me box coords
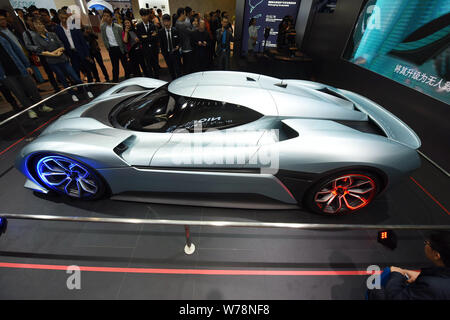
[246,77,256,81]
[113,135,137,156]
[334,119,386,137]
[318,87,349,101]
[275,83,288,88]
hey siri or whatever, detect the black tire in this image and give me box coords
[303,170,380,215]
[30,153,106,200]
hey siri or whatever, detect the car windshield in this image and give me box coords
[111,84,263,132]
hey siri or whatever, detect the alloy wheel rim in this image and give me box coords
[314,174,376,214]
[36,156,99,198]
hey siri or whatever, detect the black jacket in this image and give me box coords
[215,28,233,55]
[369,267,450,300]
[158,27,180,55]
[135,21,159,54]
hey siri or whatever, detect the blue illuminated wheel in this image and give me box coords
[35,155,104,199]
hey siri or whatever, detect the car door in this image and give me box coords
[145,97,272,194]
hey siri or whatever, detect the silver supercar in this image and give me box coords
[15,71,421,214]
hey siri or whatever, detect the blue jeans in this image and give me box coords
[49,62,82,88]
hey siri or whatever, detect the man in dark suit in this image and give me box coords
[136,8,160,78]
[158,14,181,80]
[54,8,94,82]
[215,17,234,70]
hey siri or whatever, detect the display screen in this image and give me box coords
[241,0,301,55]
[343,0,450,105]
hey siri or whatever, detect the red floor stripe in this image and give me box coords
[410,176,450,216]
[0,105,75,156]
[0,262,379,276]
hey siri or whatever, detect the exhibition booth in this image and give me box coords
[0,0,448,301]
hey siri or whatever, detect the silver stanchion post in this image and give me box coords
[184,225,195,255]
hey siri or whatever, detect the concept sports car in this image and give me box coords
[15,71,421,214]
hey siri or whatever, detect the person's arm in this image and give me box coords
[384,268,431,300]
[122,30,129,44]
[216,29,221,42]
[22,32,40,53]
[135,23,144,41]
[150,25,159,44]
[9,36,31,69]
[52,33,65,50]
[173,28,180,51]
[40,50,60,57]
[100,24,109,50]
[113,24,122,44]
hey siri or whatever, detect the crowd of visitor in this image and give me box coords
[0,5,235,119]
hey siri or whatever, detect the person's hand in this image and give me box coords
[86,57,93,63]
[390,266,404,274]
[198,41,202,46]
[135,37,140,42]
[402,269,421,283]
[152,31,157,36]
[203,41,207,46]
[26,67,33,75]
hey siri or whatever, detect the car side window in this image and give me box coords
[175,98,262,132]
[113,89,262,133]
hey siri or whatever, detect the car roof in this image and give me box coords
[168,71,366,121]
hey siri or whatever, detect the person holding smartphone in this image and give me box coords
[122,18,145,77]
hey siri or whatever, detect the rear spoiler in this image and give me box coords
[335,89,421,149]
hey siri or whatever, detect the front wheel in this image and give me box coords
[304,172,379,215]
[34,154,105,200]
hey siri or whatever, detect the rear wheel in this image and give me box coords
[305,171,379,215]
[33,154,105,200]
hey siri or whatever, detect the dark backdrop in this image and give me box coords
[301,0,450,172]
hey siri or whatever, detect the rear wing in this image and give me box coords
[335,89,421,149]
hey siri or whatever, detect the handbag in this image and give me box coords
[30,53,41,66]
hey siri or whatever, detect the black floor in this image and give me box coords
[0,71,449,299]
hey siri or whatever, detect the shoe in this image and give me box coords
[72,95,79,102]
[40,105,53,112]
[87,91,94,98]
[28,110,38,119]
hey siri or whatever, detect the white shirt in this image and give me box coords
[106,25,118,47]
[62,25,75,49]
